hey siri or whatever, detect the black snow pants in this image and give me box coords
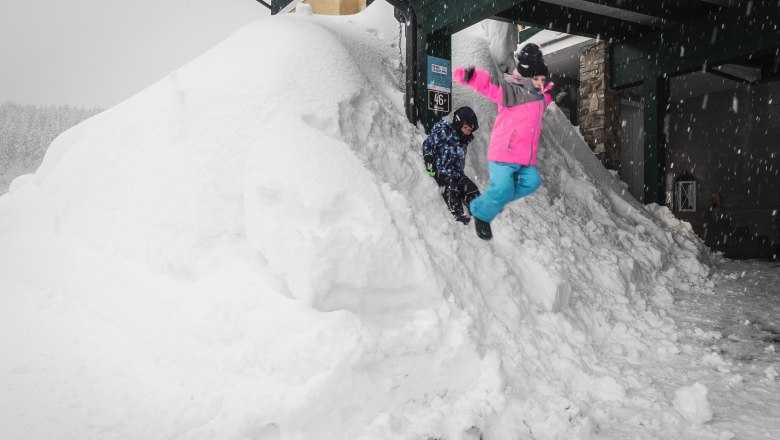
[434,174,480,219]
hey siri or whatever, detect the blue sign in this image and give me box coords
[427,56,452,93]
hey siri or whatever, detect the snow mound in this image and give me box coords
[0,2,717,439]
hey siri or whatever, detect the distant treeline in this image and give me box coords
[0,101,102,190]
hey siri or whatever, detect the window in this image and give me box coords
[676,180,696,212]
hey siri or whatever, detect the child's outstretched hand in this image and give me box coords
[463,66,475,82]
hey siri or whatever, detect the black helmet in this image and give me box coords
[452,106,479,132]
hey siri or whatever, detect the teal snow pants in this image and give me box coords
[469,162,541,222]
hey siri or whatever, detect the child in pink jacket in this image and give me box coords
[453,43,553,240]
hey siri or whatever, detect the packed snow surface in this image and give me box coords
[1,2,778,439]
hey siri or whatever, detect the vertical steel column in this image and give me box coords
[643,76,669,205]
[385,0,418,125]
[416,27,452,132]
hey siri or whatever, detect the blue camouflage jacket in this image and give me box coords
[422,120,474,178]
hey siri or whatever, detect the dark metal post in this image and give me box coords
[643,76,669,205]
[416,27,452,132]
[385,0,418,126]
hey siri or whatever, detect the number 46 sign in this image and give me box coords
[427,55,451,113]
[427,89,451,112]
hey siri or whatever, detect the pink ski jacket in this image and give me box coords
[454,67,553,166]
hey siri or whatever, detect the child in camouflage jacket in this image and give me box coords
[422,106,481,225]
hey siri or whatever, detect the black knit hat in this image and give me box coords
[452,106,479,132]
[515,43,549,78]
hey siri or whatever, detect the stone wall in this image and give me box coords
[578,42,621,170]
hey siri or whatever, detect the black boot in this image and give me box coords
[456,215,471,225]
[474,217,492,240]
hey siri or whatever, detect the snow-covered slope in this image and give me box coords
[0,3,726,440]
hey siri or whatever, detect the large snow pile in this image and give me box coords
[0,2,720,439]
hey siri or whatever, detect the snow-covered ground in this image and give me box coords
[667,260,780,439]
[0,2,778,439]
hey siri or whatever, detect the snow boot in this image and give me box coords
[474,217,492,240]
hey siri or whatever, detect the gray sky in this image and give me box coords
[0,0,270,108]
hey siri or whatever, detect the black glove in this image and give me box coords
[463,66,475,82]
[424,154,436,177]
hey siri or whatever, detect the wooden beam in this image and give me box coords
[611,4,780,88]
[494,0,652,42]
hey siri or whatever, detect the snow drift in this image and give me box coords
[0,3,719,439]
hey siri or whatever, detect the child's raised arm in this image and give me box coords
[454,67,503,104]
